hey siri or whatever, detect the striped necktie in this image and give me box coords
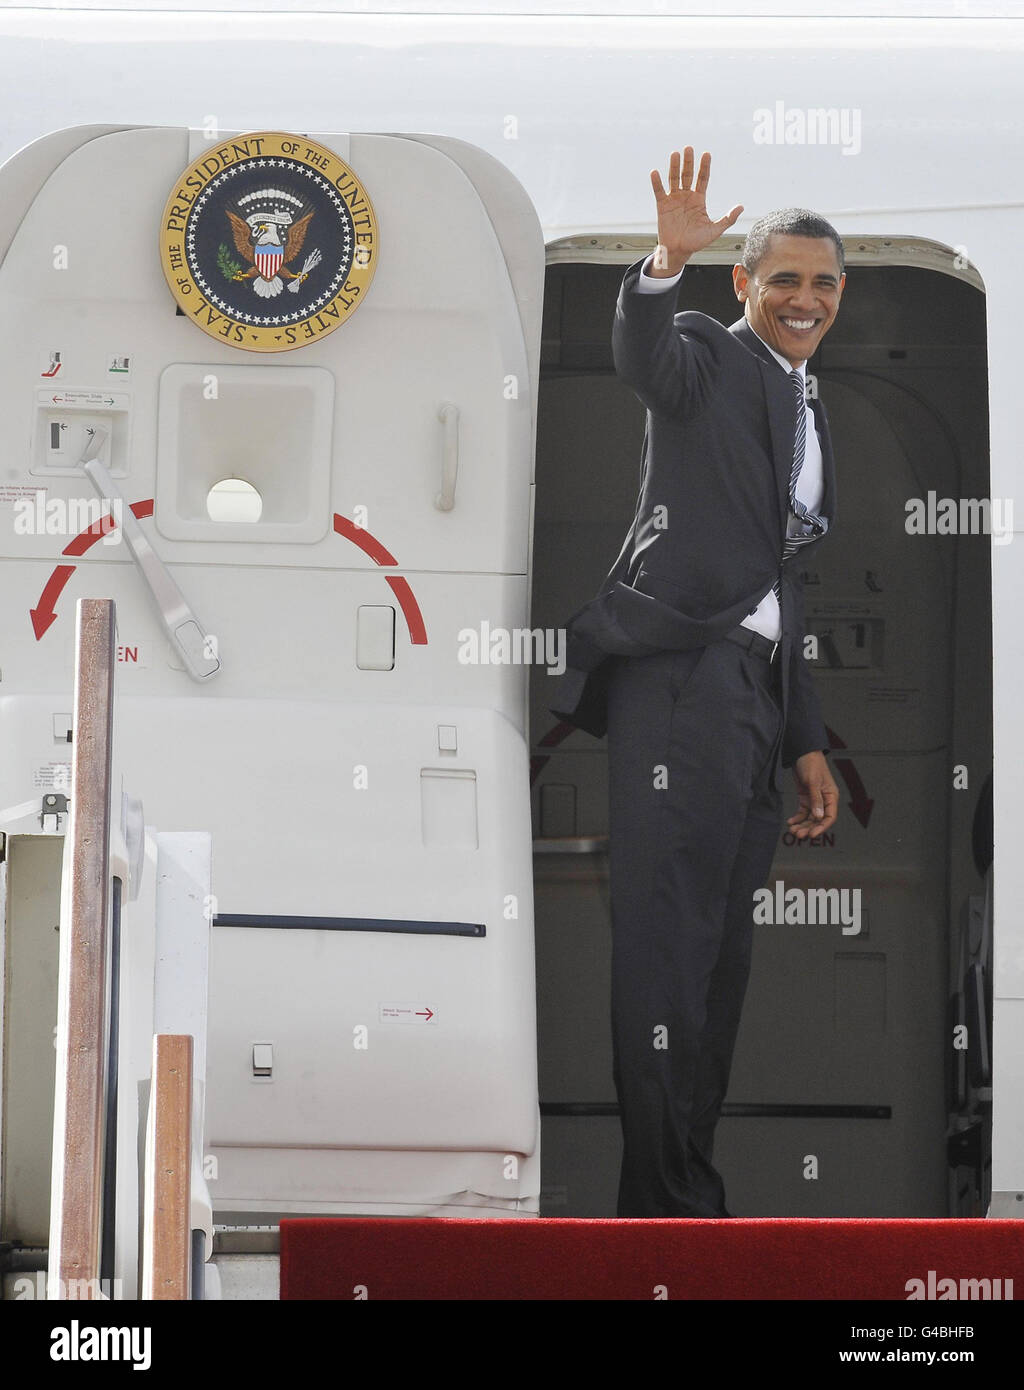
[773,368,827,602]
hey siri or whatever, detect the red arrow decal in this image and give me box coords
[332,513,427,645]
[32,502,426,656]
[415,1008,434,1021]
[333,513,399,566]
[384,576,427,645]
[530,720,578,785]
[32,500,155,637]
[62,498,153,558]
[833,758,874,829]
[825,725,874,829]
[30,565,76,639]
[63,511,118,556]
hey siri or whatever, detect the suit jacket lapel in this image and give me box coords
[809,394,836,528]
[730,317,837,532]
[730,318,794,534]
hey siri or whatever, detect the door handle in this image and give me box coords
[434,402,459,511]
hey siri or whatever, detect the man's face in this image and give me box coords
[732,234,845,367]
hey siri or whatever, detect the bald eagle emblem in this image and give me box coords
[220,187,323,299]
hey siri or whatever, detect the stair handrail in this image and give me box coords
[141,1033,194,1299]
[47,597,115,1299]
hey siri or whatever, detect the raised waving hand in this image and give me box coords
[648,148,743,276]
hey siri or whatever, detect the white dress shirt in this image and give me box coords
[636,256,824,642]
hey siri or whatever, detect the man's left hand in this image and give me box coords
[788,751,839,839]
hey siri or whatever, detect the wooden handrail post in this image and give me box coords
[48,598,115,1299]
[142,1034,193,1300]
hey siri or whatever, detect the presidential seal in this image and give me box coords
[159,132,377,352]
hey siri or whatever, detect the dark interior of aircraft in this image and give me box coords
[529,259,992,1218]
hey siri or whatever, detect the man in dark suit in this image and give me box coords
[549,148,843,1217]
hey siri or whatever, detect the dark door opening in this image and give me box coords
[530,257,991,1218]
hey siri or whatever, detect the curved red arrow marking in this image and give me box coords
[32,501,428,648]
[825,724,875,829]
[61,498,154,558]
[530,719,578,785]
[333,513,398,565]
[384,576,427,645]
[30,565,76,640]
[333,513,427,646]
[62,513,117,557]
[32,500,157,639]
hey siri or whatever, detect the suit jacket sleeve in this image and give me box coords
[612,258,722,421]
[781,572,830,767]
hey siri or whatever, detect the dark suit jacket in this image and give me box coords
[548,256,835,775]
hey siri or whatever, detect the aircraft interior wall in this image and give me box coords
[530,259,992,1218]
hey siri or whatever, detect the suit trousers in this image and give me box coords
[606,636,784,1217]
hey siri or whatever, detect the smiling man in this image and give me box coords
[732,218,844,362]
[550,148,844,1217]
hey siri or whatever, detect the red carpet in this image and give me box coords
[279,1218,1024,1300]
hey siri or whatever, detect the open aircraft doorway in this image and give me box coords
[529,240,992,1219]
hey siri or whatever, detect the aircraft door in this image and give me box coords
[0,126,545,1219]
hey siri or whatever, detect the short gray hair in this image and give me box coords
[742,209,845,276]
